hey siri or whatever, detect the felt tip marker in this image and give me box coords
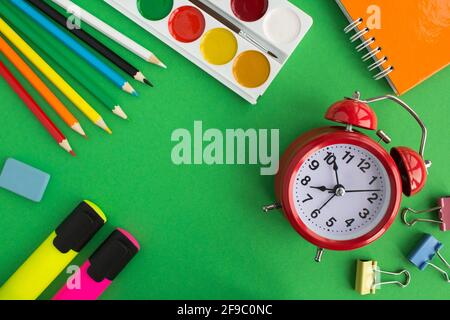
[0,201,106,300]
[53,228,139,300]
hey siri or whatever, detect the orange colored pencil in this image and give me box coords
[0,35,86,137]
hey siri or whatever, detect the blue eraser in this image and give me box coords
[0,158,50,202]
[408,234,443,270]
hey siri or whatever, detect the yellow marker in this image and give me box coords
[355,260,410,295]
[200,28,237,65]
[0,201,106,300]
[0,18,112,134]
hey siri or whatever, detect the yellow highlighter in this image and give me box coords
[0,18,111,134]
[0,201,106,300]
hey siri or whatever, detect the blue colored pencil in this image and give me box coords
[10,0,137,96]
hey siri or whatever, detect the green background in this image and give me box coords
[0,0,449,300]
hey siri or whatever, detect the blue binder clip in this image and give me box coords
[408,234,450,282]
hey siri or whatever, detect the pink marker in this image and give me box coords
[53,228,140,300]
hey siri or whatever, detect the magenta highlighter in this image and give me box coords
[53,228,140,300]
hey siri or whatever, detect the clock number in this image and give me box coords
[301,176,311,186]
[367,193,379,204]
[326,217,337,227]
[369,176,378,185]
[311,209,320,219]
[342,151,355,164]
[309,160,320,171]
[345,218,355,227]
[323,152,336,165]
[357,158,371,173]
[359,208,370,219]
[302,193,313,203]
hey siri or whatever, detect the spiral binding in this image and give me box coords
[362,47,381,61]
[368,56,387,71]
[344,17,363,33]
[344,18,393,80]
[350,27,369,42]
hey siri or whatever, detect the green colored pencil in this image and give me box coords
[1,4,127,120]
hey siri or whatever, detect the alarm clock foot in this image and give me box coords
[262,203,282,213]
[315,248,324,262]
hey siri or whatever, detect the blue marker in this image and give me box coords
[11,0,137,95]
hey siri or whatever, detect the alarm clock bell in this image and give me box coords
[325,91,429,196]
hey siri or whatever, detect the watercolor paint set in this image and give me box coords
[105,0,313,104]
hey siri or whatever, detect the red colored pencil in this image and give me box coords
[0,61,75,156]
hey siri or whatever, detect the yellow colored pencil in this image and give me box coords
[0,18,112,134]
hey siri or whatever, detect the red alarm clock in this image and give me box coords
[263,92,431,261]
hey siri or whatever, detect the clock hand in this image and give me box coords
[318,194,336,211]
[333,162,340,185]
[328,189,381,193]
[346,189,381,193]
[310,186,334,192]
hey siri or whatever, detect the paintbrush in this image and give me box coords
[188,0,278,59]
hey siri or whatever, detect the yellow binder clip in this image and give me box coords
[355,260,411,295]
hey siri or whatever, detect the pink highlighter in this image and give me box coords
[53,228,140,300]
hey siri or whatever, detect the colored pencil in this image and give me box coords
[27,0,152,87]
[51,0,166,68]
[10,0,137,96]
[0,35,86,136]
[0,61,75,156]
[1,11,128,120]
[0,18,112,134]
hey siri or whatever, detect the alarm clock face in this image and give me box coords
[292,144,391,241]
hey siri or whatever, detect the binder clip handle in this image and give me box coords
[427,259,450,283]
[376,268,411,288]
[401,197,450,231]
[425,250,450,282]
[401,206,443,227]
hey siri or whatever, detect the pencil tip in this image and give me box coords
[96,118,112,134]
[60,139,74,155]
[134,72,147,84]
[123,82,138,96]
[269,51,278,59]
[113,106,128,120]
[148,54,167,68]
[143,78,154,87]
[71,123,86,137]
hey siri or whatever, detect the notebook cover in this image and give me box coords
[336,0,450,95]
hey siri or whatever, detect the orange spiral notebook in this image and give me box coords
[336,0,450,95]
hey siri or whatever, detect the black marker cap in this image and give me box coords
[87,229,140,282]
[53,201,106,253]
